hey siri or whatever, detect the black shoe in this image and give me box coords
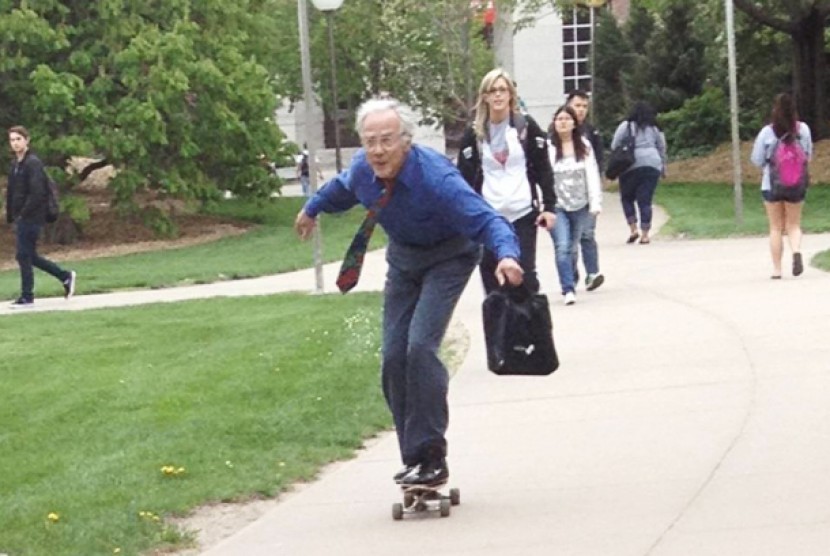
[10,297,34,309]
[793,253,803,277]
[63,271,77,299]
[393,465,416,484]
[400,459,449,487]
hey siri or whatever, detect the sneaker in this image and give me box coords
[10,297,34,308]
[586,273,605,292]
[400,459,449,487]
[63,271,77,299]
[793,253,803,277]
[563,292,576,305]
[393,464,417,484]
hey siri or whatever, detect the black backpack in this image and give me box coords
[44,174,60,223]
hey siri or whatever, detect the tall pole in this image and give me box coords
[325,11,342,174]
[298,0,325,293]
[725,0,743,225]
[589,6,596,126]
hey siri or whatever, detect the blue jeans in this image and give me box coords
[572,212,599,277]
[381,237,480,466]
[15,221,69,301]
[300,175,310,196]
[619,167,661,230]
[551,206,590,294]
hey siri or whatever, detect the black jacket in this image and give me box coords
[457,112,556,213]
[581,122,604,171]
[6,151,48,225]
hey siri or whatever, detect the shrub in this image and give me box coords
[660,87,730,159]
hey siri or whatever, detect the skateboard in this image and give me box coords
[392,482,460,520]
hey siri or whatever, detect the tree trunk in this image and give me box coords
[791,9,829,138]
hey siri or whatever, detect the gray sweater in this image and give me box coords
[610,122,667,175]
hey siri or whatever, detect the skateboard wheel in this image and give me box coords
[439,498,451,517]
[449,488,460,506]
[392,502,404,520]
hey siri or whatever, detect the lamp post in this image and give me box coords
[297,0,324,293]
[583,0,606,126]
[725,0,743,225]
[312,0,344,173]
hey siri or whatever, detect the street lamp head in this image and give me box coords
[311,0,344,11]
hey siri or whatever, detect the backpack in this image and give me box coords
[769,132,809,200]
[45,174,60,223]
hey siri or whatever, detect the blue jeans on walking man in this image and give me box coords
[15,221,71,301]
[551,206,591,294]
[571,212,600,281]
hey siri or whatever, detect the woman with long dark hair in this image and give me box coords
[750,93,812,279]
[547,105,602,305]
[6,126,76,307]
[610,101,667,244]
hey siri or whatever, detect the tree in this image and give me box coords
[0,0,294,240]
[732,0,830,138]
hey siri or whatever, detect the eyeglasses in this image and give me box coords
[487,86,510,96]
[362,132,404,151]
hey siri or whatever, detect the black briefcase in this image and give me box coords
[482,285,559,376]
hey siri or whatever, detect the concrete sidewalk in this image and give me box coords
[5,195,830,555]
[194,197,828,556]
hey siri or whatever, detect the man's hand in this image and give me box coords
[294,210,316,240]
[536,211,555,231]
[495,258,524,286]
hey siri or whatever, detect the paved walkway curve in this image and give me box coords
[6,194,830,555]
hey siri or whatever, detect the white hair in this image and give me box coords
[355,97,416,144]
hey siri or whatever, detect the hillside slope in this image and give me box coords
[665,139,830,184]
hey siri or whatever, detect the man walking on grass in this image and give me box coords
[295,98,523,487]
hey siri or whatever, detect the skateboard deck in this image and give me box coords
[392,482,460,520]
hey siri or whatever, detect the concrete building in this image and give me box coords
[277,1,630,160]
[494,0,629,128]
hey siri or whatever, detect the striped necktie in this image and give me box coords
[335,182,395,293]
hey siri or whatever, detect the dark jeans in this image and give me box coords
[382,237,480,466]
[619,166,661,230]
[479,210,539,294]
[15,221,69,300]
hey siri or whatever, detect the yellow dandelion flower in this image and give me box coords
[47,512,60,522]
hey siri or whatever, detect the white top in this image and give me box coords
[750,122,812,191]
[547,137,602,213]
[480,124,534,222]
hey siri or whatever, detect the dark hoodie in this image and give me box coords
[6,151,48,225]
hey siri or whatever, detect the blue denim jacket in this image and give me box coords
[304,145,520,261]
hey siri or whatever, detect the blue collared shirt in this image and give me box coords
[304,145,520,261]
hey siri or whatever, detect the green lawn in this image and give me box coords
[0,293,388,555]
[655,182,830,271]
[0,197,387,300]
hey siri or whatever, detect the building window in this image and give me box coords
[561,6,594,97]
